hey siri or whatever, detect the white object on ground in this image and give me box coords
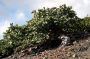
[58,35,70,47]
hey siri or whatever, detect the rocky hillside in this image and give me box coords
[3,36,90,59]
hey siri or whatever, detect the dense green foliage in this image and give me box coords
[0,5,90,58]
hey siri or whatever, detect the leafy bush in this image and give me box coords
[0,39,13,57]
[81,17,90,32]
[26,4,81,46]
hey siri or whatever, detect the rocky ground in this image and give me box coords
[3,37,90,59]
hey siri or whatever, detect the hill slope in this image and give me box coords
[3,37,90,59]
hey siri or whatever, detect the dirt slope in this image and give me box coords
[3,37,90,59]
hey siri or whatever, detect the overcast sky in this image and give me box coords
[0,0,90,39]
